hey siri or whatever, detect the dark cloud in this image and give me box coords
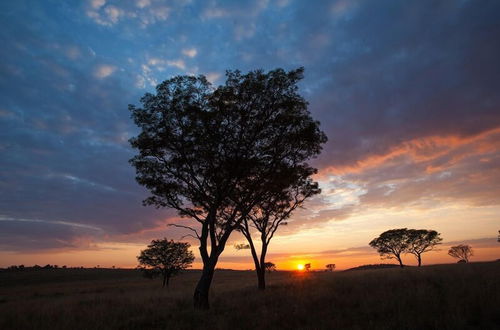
[1,0,499,251]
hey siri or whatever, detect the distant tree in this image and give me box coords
[369,228,409,267]
[326,264,336,272]
[406,229,442,266]
[130,68,326,308]
[234,243,250,250]
[304,263,311,271]
[448,244,473,263]
[264,262,276,273]
[137,239,195,287]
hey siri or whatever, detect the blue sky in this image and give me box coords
[1,0,499,268]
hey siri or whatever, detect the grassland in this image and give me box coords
[0,262,499,329]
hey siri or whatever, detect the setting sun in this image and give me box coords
[297,264,305,271]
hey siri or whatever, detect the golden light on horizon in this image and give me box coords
[297,264,305,271]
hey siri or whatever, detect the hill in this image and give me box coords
[344,263,400,271]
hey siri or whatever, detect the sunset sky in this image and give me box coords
[1,0,499,270]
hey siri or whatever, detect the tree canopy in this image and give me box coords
[326,264,336,272]
[369,228,443,267]
[137,239,194,287]
[264,262,276,273]
[129,67,327,308]
[406,229,442,266]
[448,244,473,263]
[238,170,320,289]
[369,228,410,267]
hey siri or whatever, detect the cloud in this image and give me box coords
[1,0,500,256]
[182,48,197,58]
[91,0,106,9]
[205,72,221,84]
[135,0,150,9]
[0,217,104,251]
[93,64,116,78]
[86,0,171,27]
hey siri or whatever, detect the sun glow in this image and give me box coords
[297,264,304,271]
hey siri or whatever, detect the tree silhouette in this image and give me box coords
[326,264,336,272]
[406,229,442,266]
[304,263,311,271]
[238,173,320,289]
[137,239,194,288]
[448,244,473,263]
[369,229,409,267]
[264,262,276,273]
[129,68,327,309]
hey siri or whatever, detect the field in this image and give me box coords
[1,262,499,329]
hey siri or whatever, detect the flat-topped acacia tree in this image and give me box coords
[129,67,327,309]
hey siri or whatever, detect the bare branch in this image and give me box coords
[168,223,200,239]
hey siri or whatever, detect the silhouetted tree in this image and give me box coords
[326,264,336,272]
[137,239,194,287]
[238,173,320,289]
[448,244,473,263]
[234,243,250,250]
[304,263,311,271]
[130,68,326,308]
[264,262,276,273]
[406,229,442,266]
[369,228,409,267]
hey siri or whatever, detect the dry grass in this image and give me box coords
[1,262,499,329]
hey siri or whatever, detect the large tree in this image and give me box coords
[129,68,327,309]
[369,228,409,267]
[406,229,442,266]
[238,173,320,289]
[137,239,194,287]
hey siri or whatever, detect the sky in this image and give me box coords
[1,0,499,270]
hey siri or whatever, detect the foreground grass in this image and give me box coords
[0,262,499,329]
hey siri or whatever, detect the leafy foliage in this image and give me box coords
[129,67,326,307]
[370,228,443,267]
[326,264,336,272]
[264,262,276,273]
[137,239,194,287]
[369,228,409,267]
[406,229,442,266]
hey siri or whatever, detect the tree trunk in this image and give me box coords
[397,255,404,268]
[243,229,267,290]
[257,267,266,290]
[194,264,215,309]
[258,242,268,290]
[417,254,422,267]
[162,273,167,288]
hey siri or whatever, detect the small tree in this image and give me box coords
[406,229,442,266]
[238,175,320,290]
[326,264,336,272]
[263,262,276,273]
[448,244,473,263]
[304,263,311,271]
[369,228,409,267]
[137,239,194,287]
